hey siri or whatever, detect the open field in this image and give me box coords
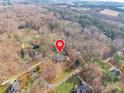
[55,76,81,93]
[100,9,120,17]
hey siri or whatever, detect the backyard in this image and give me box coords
[55,76,81,93]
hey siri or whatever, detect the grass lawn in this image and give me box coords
[51,62,76,84]
[51,71,70,84]
[94,61,110,70]
[55,76,81,93]
[0,85,9,93]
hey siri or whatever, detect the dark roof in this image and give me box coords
[72,90,77,93]
[71,83,89,93]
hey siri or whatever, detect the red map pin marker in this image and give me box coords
[55,39,65,53]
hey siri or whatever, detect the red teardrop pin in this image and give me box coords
[55,39,65,53]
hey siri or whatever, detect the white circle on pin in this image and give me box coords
[58,42,62,47]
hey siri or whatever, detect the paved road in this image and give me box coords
[0,58,48,93]
[1,54,42,84]
[2,57,44,86]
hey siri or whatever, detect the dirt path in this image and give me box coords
[52,68,81,87]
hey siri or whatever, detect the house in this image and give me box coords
[53,54,65,62]
[117,48,124,56]
[71,82,93,93]
[5,80,20,93]
[109,67,121,78]
[117,51,123,56]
